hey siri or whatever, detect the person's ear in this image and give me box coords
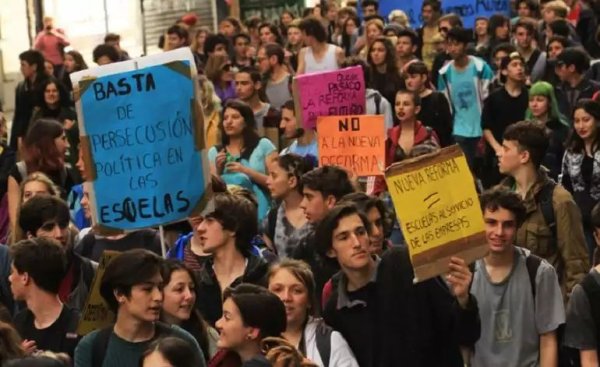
[326,247,337,259]
[415,104,421,115]
[325,195,337,209]
[26,232,34,240]
[520,149,531,164]
[246,327,260,341]
[501,68,508,77]
[255,80,262,91]
[113,290,127,305]
[288,175,298,189]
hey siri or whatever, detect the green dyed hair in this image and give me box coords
[524,81,569,126]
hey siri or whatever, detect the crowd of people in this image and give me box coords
[1,0,600,365]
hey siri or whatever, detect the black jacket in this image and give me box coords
[196,254,269,326]
[323,247,480,367]
[556,78,600,120]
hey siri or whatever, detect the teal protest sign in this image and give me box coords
[74,50,210,231]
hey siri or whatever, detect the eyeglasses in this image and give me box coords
[438,26,449,33]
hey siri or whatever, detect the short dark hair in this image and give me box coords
[480,187,527,227]
[299,17,327,43]
[273,154,315,194]
[502,120,550,168]
[492,42,516,58]
[18,195,70,238]
[11,238,67,294]
[223,284,286,339]
[100,249,163,313]
[548,19,570,38]
[422,0,441,13]
[514,17,538,37]
[547,35,569,50]
[206,193,258,256]
[556,47,591,74]
[140,337,201,367]
[19,50,45,72]
[104,33,121,43]
[301,166,354,200]
[237,65,262,84]
[314,204,370,258]
[406,60,429,76]
[397,28,419,46]
[204,34,230,55]
[446,27,472,45]
[167,25,189,41]
[92,44,120,63]
[263,43,285,65]
[361,0,379,10]
[339,192,393,236]
[232,33,251,45]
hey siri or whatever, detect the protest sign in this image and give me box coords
[385,145,488,282]
[317,115,385,176]
[77,251,120,335]
[377,0,509,28]
[293,66,366,130]
[71,48,212,232]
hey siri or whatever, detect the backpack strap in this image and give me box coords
[91,326,113,367]
[537,180,557,243]
[580,273,600,340]
[525,253,543,299]
[315,320,333,367]
[374,92,381,115]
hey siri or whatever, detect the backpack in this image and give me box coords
[314,320,334,367]
[264,202,280,247]
[537,180,558,246]
[91,322,175,367]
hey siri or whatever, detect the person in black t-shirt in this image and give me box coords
[482,52,530,188]
[75,228,162,262]
[9,237,80,358]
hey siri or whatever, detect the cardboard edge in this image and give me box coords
[412,243,489,283]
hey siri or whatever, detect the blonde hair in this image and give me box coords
[262,337,318,367]
[204,54,230,85]
[544,0,570,18]
[20,172,60,203]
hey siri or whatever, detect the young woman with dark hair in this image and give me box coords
[61,50,87,95]
[484,14,511,61]
[7,119,77,229]
[339,16,359,57]
[561,99,600,260]
[208,100,276,220]
[259,22,284,46]
[160,260,219,361]
[367,36,404,112]
[215,283,287,367]
[263,154,314,257]
[30,78,79,176]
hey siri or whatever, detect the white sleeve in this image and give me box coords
[329,331,360,367]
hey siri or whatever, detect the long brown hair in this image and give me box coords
[0,321,25,364]
[22,119,65,173]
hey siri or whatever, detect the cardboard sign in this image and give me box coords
[77,251,120,335]
[71,49,212,232]
[293,66,366,130]
[377,0,509,28]
[317,115,385,176]
[385,145,488,282]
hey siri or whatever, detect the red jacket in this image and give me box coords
[373,121,439,195]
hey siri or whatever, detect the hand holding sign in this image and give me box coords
[385,145,488,282]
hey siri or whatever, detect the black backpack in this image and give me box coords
[314,320,334,367]
[91,322,175,367]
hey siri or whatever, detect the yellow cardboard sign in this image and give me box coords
[385,145,487,281]
[77,250,121,335]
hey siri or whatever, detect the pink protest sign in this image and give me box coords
[293,66,366,130]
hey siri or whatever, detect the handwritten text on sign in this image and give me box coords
[377,0,508,28]
[294,66,366,130]
[385,147,484,256]
[80,61,206,229]
[317,115,385,176]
